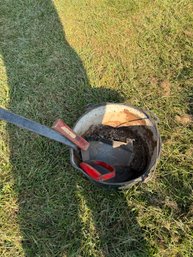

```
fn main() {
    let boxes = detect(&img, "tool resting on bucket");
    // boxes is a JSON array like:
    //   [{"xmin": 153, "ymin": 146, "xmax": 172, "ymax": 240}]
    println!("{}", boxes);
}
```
[
  {"xmin": 52, "ymin": 119, "xmax": 134, "ymax": 167},
  {"xmin": 0, "ymin": 107, "xmax": 115, "ymax": 181}
]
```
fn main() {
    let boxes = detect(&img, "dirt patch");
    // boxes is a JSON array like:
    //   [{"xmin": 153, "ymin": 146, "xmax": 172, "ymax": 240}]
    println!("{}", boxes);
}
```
[
  {"xmin": 175, "ymin": 114, "xmax": 193, "ymax": 125},
  {"xmin": 150, "ymin": 77, "xmax": 158, "ymax": 86},
  {"xmin": 161, "ymin": 80, "xmax": 171, "ymax": 97},
  {"xmin": 82, "ymin": 124, "xmax": 150, "ymax": 182}
]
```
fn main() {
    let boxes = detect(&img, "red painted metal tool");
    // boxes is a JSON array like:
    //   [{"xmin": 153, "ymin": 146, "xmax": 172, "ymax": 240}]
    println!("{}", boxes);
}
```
[
  {"xmin": 0, "ymin": 108, "xmax": 115, "ymax": 182},
  {"xmin": 52, "ymin": 119, "xmax": 133, "ymax": 167},
  {"xmin": 52, "ymin": 119, "xmax": 116, "ymax": 180},
  {"xmin": 52, "ymin": 119, "xmax": 89, "ymax": 151}
]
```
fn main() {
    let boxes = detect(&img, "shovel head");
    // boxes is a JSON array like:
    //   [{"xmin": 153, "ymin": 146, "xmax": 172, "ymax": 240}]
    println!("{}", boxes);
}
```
[{"xmin": 81, "ymin": 140, "xmax": 134, "ymax": 167}]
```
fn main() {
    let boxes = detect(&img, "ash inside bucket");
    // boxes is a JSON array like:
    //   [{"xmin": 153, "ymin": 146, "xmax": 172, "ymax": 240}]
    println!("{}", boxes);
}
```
[{"xmin": 82, "ymin": 124, "xmax": 150, "ymax": 183}]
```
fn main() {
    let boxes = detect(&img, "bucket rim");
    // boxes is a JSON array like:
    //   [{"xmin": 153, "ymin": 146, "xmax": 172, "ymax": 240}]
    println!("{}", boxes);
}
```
[{"xmin": 70, "ymin": 102, "xmax": 161, "ymax": 188}]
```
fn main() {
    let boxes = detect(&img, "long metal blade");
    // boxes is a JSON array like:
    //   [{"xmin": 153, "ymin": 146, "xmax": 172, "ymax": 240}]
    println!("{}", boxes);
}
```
[{"xmin": 0, "ymin": 108, "xmax": 76, "ymax": 150}]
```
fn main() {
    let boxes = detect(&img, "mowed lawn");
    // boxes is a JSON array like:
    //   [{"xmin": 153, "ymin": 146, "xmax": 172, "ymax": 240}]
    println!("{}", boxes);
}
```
[{"xmin": 0, "ymin": 0, "xmax": 193, "ymax": 256}]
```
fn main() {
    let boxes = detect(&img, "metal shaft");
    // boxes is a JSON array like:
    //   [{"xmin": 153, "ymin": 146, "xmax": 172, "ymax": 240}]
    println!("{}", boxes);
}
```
[{"xmin": 0, "ymin": 108, "xmax": 77, "ymax": 150}]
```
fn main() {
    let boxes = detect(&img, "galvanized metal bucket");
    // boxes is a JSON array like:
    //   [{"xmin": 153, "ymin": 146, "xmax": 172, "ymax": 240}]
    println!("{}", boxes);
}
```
[{"xmin": 70, "ymin": 103, "xmax": 161, "ymax": 189}]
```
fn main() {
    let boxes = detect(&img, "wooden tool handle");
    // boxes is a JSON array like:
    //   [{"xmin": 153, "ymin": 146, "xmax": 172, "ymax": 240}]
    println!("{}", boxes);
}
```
[{"xmin": 52, "ymin": 119, "xmax": 89, "ymax": 151}]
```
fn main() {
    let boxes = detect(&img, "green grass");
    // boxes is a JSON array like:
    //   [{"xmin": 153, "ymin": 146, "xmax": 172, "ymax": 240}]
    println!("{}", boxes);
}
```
[{"xmin": 0, "ymin": 0, "xmax": 193, "ymax": 256}]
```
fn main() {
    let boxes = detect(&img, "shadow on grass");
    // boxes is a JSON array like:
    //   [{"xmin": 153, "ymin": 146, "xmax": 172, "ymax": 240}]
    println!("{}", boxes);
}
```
[{"xmin": 1, "ymin": 0, "xmax": 151, "ymax": 256}]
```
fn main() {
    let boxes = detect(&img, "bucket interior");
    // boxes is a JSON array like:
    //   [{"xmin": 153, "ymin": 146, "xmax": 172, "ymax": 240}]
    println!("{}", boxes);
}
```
[{"xmin": 71, "ymin": 104, "xmax": 159, "ymax": 184}]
